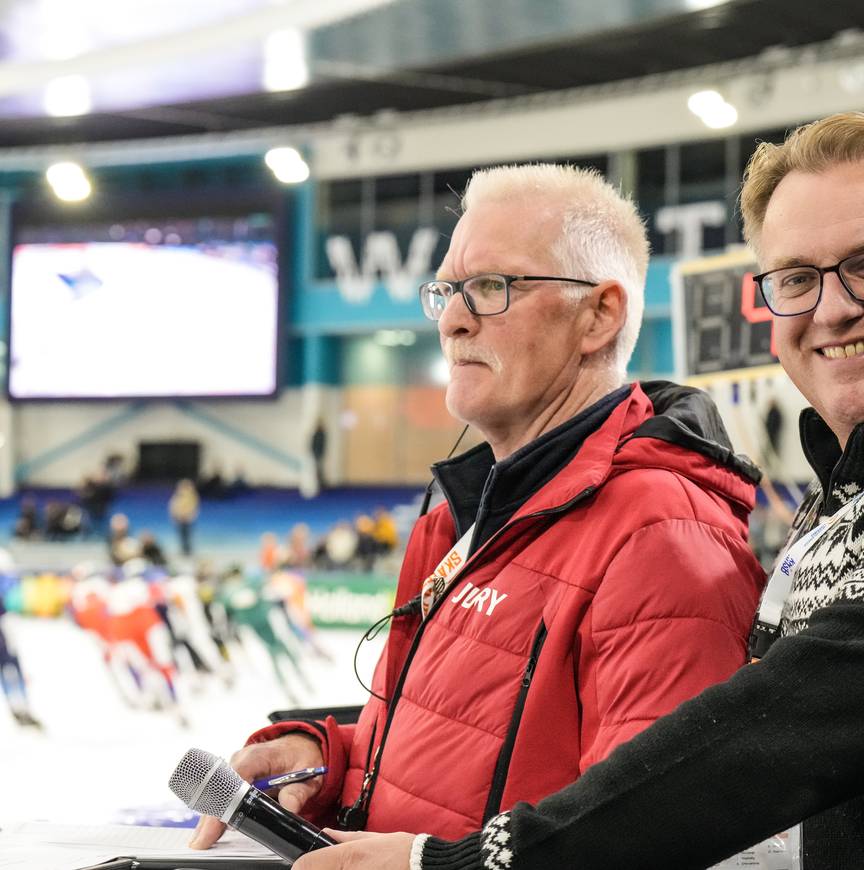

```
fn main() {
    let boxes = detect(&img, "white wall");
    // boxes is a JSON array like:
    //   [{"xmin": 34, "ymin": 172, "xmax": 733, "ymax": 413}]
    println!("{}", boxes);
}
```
[
  {"xmin": 8, "ymin": 386, "xmax": 344, "ymax": 490},
  {"xmin": 698, "ymin": 368, "xmax": 813, "ymax": 485},
  {"xmin": 2, "ymin": 374, "xmax": 820, "ymax": 498}
]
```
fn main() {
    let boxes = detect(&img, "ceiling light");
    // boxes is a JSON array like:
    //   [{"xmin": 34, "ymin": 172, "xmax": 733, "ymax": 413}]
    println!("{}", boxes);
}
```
[
  {"xmin": 265, "ymin": 147, "xmax": 310, "ymax": 184},
  {"xmin": 687, "ymin": 89, "xmax": 724, "ymax": 115},
  {"xmin": 262, "ymin": 28, "xmax": 309, "ymax": 92},
  {"xmin": 687, "ymin": 89, "xmax": 738, "ymax": 129},
  {"xmin": 43, "ymin": 75, "xmax": 92, "ymax": 117},
  {"xmin": 701, "ymin": 101, "xmax": 737, "ymax": 129},
  {"xmin": 46, "ymin": 162, "xmax": 92, "ymax": 202},
  {"xmin": 40, "ymin": 31, "xmax": 89, "ymax": 61}
]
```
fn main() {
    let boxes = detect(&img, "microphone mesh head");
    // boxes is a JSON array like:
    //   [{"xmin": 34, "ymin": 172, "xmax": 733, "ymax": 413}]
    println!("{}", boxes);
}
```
[{"xmin": 169, "ymin": 747, "xmax": 245, "ymax": 819}]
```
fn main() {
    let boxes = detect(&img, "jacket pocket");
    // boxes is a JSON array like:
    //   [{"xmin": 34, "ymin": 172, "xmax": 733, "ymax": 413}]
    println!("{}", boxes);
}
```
[{"xmin": 483, "ymin": 619, "xmax": 548, "ymax": 823}]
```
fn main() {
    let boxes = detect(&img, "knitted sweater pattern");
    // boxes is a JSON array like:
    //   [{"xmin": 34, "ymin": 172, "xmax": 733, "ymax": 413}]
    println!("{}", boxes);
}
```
[{"xmin": 780, "ymin": 479, "xmax": 864, "ymax": 636}]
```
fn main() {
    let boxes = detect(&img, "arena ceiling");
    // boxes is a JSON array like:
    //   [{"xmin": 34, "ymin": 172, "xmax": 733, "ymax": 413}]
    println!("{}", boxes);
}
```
[{"xmin": 0, "ymin": 0, "xmax": 862, "ymax": 148}]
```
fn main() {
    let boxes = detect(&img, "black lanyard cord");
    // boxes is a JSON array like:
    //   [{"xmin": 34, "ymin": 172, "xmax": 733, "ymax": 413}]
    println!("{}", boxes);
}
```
[
  {"xmin": 352, "ymin": 612, "xmax": 392, "ymax": 703},
  {"xmin": 418, "ymin": 425, "xmax": 470, "ymax": 518}
]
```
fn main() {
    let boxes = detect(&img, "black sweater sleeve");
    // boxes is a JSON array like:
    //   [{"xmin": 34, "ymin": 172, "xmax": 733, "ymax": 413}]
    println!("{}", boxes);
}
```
[{"xmin": 422, "ymin": 601, "xmax": 864, "ymax": 869}]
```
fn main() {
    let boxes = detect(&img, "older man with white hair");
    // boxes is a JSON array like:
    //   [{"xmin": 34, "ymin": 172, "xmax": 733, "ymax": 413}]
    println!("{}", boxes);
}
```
[{"xmin": 192, "ymin": 163, "xmax": 764, "ymax": 852}]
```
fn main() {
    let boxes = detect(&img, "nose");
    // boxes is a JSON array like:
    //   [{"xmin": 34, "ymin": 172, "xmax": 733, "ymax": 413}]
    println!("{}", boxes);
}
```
[
  {"xmin": 437, "ymin": 290, "xmax": 480, "ymax": 340},
  {"xmin": 812, "ymin": 271, "xmax": 864, "ymax": 328}
]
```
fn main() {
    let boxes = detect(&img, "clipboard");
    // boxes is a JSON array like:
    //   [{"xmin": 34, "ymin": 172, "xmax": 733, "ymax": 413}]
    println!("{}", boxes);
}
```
[
  {"xmin": 0, "ymin": 821, "xmax": 289, "ymax": 870},
  {"xmin": 75, "ymin": 859, "xmax": 290, "ymax": 870}
]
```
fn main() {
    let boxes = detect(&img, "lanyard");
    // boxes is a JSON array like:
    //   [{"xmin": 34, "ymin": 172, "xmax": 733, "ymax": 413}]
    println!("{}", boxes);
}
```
[
  {"xmin": 420, "ymin": 523, "xmax": 476, "ymax": 620},
  {"xmin": 340, "ymin": 522, "xmax": 478, "ymax": 830},
  {"xmin": 750, "ymin": 490, "xmax": 864, "ymax": 659}
]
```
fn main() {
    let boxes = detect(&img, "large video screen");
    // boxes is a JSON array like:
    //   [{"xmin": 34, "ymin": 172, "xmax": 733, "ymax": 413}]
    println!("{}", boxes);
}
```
[{"xmin": 7, "ymin": 215, "xmax": 280, "ymax": 400}]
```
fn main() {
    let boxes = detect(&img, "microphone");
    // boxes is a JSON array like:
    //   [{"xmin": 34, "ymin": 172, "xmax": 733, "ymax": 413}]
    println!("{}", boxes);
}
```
[{"xmin": 169, "ymin": 747, "xmax": 336, "ymax": 860}]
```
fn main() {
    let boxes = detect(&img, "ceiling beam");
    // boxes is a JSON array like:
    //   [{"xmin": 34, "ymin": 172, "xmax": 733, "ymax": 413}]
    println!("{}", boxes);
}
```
[{"xmin": 0, "ymin": 36, "xmax": 860, "ymax": 177}]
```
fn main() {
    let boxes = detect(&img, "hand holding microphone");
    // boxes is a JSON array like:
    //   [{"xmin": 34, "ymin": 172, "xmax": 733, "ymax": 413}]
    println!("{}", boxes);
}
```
[
  {"xmin": 170, "ymin": 746, "xmax": 336, "ymax": 860},
  {"xmin": 188, "ymin": 733, "xmax": 325, "ymax": 850}
]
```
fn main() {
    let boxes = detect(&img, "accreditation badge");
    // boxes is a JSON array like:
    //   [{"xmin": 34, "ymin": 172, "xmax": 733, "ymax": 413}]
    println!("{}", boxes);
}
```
[
  {"xmin": 710, "ymin": 825, "xmax": 800, "ymax": 870},
  {"xmin": 419, "ymin": 523, "xmax": 475, "ymax": 620}
]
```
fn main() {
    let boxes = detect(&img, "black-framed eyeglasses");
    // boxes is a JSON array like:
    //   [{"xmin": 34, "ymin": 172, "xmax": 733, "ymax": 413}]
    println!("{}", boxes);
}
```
[
  {"xmin": 418, "ymin": 273, "xmax": 597, "ymax": 321},
  {"xmin": 754, "ymin": 251, "xmax": 864, "ymax": 316}
]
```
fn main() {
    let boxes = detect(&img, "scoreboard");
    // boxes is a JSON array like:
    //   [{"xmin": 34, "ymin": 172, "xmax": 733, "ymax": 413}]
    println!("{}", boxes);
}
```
[{"xmin": 673, "ymin": 249, "xmax": 778, "ymax": 380}]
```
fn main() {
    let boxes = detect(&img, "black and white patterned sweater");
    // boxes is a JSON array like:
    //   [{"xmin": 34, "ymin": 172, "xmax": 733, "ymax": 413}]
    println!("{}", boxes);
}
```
[
  {"xmin": 417, "ymin": 411, "xmax": 864, "ymax": 870},
  {"xmin": 780, "ymin": 410, "xmax": 864, "ymax": 637}
]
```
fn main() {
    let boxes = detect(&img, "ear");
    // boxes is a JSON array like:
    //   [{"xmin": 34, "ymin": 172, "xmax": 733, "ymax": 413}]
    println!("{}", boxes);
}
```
[{"xmin": 577, "ymin": 280, "xmax": 627, "ymax": 356}]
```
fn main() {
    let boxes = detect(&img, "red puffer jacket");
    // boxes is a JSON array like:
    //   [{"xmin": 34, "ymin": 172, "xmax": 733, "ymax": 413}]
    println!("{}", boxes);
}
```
[{"xmin": 250, "ymin": 383, "xmax": 765, "ymax": 838}]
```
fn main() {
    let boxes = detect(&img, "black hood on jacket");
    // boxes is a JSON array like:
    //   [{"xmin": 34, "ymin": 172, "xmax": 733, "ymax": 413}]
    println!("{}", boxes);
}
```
[
  {"xmin": 429, "ymin": 381, "xmax": 760, "ymax": 549},
  {"xmin": 634, "ymin": 380, "xmax": 762, "ymax": 485},
  {"xmin": 431, "ymin": 386, "xmax": 629, "ymax": 546}
]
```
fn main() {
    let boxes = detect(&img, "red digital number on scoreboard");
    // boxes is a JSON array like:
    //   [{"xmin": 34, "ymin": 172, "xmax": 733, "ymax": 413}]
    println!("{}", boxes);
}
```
[{"xmin": 740, "ymin": 271, "xmax": 777, "ymax": 357}]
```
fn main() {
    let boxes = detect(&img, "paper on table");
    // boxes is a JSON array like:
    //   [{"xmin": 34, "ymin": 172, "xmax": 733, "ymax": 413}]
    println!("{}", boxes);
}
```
[{"xmin": 0, "ymin": 821, "xmax": 285, "ymax": 869}]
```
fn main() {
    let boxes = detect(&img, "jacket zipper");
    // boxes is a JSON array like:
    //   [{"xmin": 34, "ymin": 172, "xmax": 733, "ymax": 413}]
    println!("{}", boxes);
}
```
[
  {"xmin": 341, "ymin": 485, "xmax": 597, "ymax": 829},
  {"xmin": 483, "ymin": 620, "xmax": 548, "ymax": 823}
]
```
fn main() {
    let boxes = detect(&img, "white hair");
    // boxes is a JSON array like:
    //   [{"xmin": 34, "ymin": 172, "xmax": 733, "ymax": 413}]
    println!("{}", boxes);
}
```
[{"xmin": 462, "ymin": 163, "xmax": 649, "ymax": 380}]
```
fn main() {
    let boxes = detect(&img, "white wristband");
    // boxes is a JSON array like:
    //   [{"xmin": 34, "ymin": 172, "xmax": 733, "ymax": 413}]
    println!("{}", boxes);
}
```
[{"xmin": 410, "ymin": 833, "xmax": 431, "ymax": 870}]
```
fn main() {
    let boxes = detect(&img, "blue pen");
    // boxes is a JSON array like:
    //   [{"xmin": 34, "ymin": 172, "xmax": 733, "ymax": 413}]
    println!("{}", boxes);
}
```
[{"xmin": 252, "ymin": 765, "xmax": 328, "ymax": 791}]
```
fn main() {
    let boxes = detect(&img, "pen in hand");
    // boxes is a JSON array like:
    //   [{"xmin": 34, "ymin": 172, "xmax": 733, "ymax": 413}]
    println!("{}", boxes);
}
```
[{"xmin": 252, "ymin": 765, "xmax": 328, "ymax": 791}]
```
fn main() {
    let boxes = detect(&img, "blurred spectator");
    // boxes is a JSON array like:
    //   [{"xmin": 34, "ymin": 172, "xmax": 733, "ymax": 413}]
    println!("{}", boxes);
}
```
[
  {"xmin": 310, "ymin": 418, "xmax": 328, "ymax": 493},
  {"xmin": 63, "ymin": 504, "xmax": 84, "ymax": 538},
  {"xmin": 199, "ymin": 466, "xmax": 228, "ymax": 500},
  {"xmin": 372, "ymin": 507, "xmax": 398, "ymax": 554},
  {"xmin": 103, "ymin": 452, "xmax": 128, "ymax": 487},
  {"xmin": 259, "ymin": 532, "xmax": 283, "ymax": 572},
  {"xmin": 108, "ymin": 513, "xmax": 141, "ymax": 566},
  {"xmin": 759, "ymin": 398, "xmax": 786, "ymax": 480},
  {"xmin": 78, "ymin": 471, "xmax": 115, "ymax": 538},
  {"xmin": 140, "ymin": 531, "xmax": 168, "ymax": 567},
  {"xmin": 764, "ymin": 399, "xmax": 784, "ymax": 457},
  {"xmin": 227, "ymin": 466, "xmax": 249, "ymax": 498},
  {"xmin": 169, "ymin": 479, "xmax": 200, "ymax": 557},
  {"xmin": 354, "ymin": 515, "xmax": 378, "ymax": 571},
  {"xmin": 319, "ymin": 521, "xmax": 357, "ymax": 569},
  {"xmin": 13, "ymin": 496, "xmax": 39, "ymax": 540},
  {"xmin": 44, "ymin": 500, "xmax": 83, "ymax": 541},
  {"xmin": 43, "ymin": 501, "xmax": 64, "ymax": 540},
  {"xmin": 282, "ymin": 523, "xmax": 311, "ymax": 569}
]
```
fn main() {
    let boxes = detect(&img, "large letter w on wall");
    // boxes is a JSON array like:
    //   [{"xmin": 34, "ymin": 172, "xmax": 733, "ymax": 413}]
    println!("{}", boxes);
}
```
[{"xmin": 325, "ymin": 228, "xmax": 439, "ymax": 304}]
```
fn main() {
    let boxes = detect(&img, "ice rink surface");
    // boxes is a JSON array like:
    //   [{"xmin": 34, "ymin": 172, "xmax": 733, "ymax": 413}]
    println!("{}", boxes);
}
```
[{"xmin": 0, "ymin": 615, "xmax": 384, "ymax": 829}]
